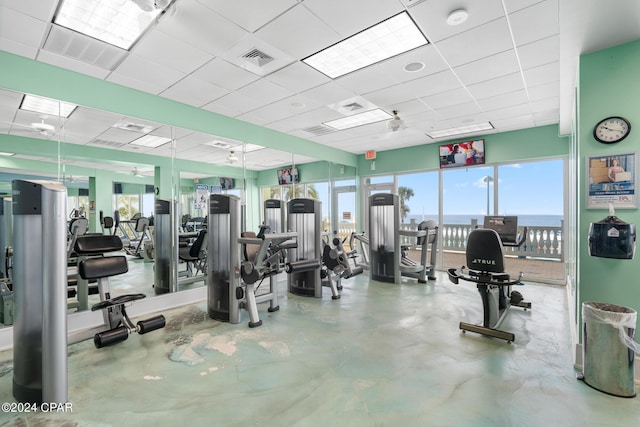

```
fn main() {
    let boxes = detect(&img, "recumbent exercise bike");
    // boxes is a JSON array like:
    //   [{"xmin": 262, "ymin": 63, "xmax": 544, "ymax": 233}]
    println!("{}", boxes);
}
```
[{"xmin": 447, "ymin": 216, "xmax": 531, "ymax": 343}]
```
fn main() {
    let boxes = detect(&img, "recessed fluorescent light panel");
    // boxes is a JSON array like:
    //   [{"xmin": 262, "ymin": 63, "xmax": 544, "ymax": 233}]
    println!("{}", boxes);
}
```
[
  {"xmin": 324, "ymin": 109, "xmax": 392, "ymax": 130},
  {"xmin": 20, "ymin": 95, "xmax": 77, "ymax": 118},
  {"xmin": 0, "ymin": 152, "xmax": 15, "ymax": 156},
  {"xmin": 427, "ymin": 122, "xmax": 494, "ymax": 139},
  {"xmin": 53, "ymin": 0, "xmax": 170, "ymax": 50},
  {"xmin": 303, "ymin": 12, "xmax": 428, "ymax": 79},
  {"xmin": 130, "ymin": 135, "xmax": 171, "ymax": 148}
]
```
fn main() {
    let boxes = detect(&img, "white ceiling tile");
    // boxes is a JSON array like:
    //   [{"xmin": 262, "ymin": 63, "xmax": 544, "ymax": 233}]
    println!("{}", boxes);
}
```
[
  {"xmin": 255, "ymin": 4, "xmax": 340, "ymax": 59},
  {"xmin": 421, "ymin": 87, "xmax": 475, "ymax": 110},
  {"xmin": 156, "ymin": 0, "xmax": 248, "ymax": 56},
  {"xmin": 197, "ymin": 0, "xmax": 297, "ymax": 32},
  {"xmin": 409, "ymin": 0, "xmax": 505, "ymax": 43},
  {"xmin": 453, "ymin": 49, "xmax": 520, "ymax": 86},
  {"xmin": 467, "ymin": 72, "xmax": 525, "ymax": 100},
  {"xmin": 0, "ymin": 0, "xmax": 56, "ymax": 21},
  {"xmin": 244, "ymin": 94, "xmax": 324, "ymax": 125},
  {"xmin": 192, "ymin": 58, "xmax": 260, "ymax": 91},
  {"xmin": 509, "ymin": 0, "xmax": 559, "ymax": 46},
  {"xmin": 517, "ymin": 35, "xmax": 559, "ymax": 69},
  {"xmin": 491, "ymin": 114, "xmax": 536, "ymax": 130},
  {"xmin": 304, "ymin": 0, "xmax": 403, "ymax": 37},
  {"xmin": 484, "ymin": 103, "xmax": 532, "ymax": 120},
  {"xmin": 36, "ymin": 50, "xmax": 112, "ymax": 79},
  {"xmin": 266, "ymin": 62, "xmax": 331, "ymax": 93},
  {"xmin": 268, "ymin": 107, "xmax": 342, "ymax": 133},
  {"xmin": 237, "ymin": 79, "xmax": 294, "ymax": 106},
  {"xmin": 0, "ymin": 37, "xmax": 38, "ymax": 59},
  {"xmin": 530, "ymin": 96, "xmax": 559, "ymax": 113},
  {"xmin": 478, "ymin": 89, "xmax": 530, "ymax": 111},
  {"xmin": 0, "ymin": 6, "xmax": 48, "ymax": 49},
  {"xmin": 434, "ymin": 18, "xmax": 514, "ymax": 67},
  {"xmin": 106, "ymin": 72, "xmax": 162, "ymax": 95},
  {"xmin": 202, "ymin": 91, "xmax": 266, "ymax": 117},
  {"xmin": 300, "ymin": 82, "xmax": 357, "ymax": 107},
  {"xmin": 161, "ymin": 75, "xmax": 230, "ymax": 107},
  {"xmin": 523, "ymin": 61, "xmax": 559, "ymax": 87},
  {"xmin": 504, "ymin": 0, "xmax": 546, "ymax": 13},
  {"xmin": 110, "ymin": 54, "xmax": 186, "ymax": 94},
  {"xmin": 528, "ymin": 81, "xmax": 559, "ymax": 101},
  {"xmin": 435, "ymin": 102, "xmax": 484, "ymax": 120},
  {"xmin": 402, "ymin": 70, "xmax": 466, "ymax": 98},
  {"xmin": 133, "ymin": 29, "xmax": 213, "ymax": 74}
]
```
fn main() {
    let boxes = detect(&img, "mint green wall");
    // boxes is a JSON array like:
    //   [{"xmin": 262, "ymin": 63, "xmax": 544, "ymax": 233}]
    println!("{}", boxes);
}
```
[
  {"xmin": 357, "ymin": 124, "xmax": 569, "ymax": 175},
  {"xmin": 577, "ymin": 39, "xmax": 640, "ymax": 322}
]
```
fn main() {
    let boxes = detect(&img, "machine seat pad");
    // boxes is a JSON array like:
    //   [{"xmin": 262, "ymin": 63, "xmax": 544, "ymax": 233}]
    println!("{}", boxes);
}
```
[
  {"xmin": 79, "ymin": 256, "xmax": 128, "ymax": 280},
  {"xmin": 75, "ymin": 234, "xmax": 123, "ymax": 255},
  {"xmin": 91, "ymin": 293, "xmax": 146, "ymax": 311}
]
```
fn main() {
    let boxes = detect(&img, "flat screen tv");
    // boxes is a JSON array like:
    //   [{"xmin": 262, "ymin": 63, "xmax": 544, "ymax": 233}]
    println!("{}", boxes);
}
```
[
  {"xmin": 439, "ymin": 139, "xmax": 485, "ymax": 169},
  {"xmin": 277, "ymin": 167, "xmax": 300, "ymax": 185},
  {"xmin": 220, "ymin": 177, "xmax": 235, "ymax": 190}
]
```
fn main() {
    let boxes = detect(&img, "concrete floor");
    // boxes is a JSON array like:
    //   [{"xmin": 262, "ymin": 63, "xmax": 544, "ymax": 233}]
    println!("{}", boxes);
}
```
[{"xmin": 0, "ymin": 268, "xmax": 638, "ymax": 426}]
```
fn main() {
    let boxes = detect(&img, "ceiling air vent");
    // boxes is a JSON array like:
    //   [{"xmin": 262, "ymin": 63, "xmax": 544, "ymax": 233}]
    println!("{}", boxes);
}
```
[
  {"xmin": 302, "ymin": 125, "xmax": 336, "ymax": 137},
  {"xmin": 88, "ymin": 139, "xmax": 126, "ymax": 148},
  {"xmin": 241, "ymin": 48, "xmax": 275, "ymax": 68},
  {"xmin": 343, "ymin": 102, "xmax": 364, "ymax": 111}
]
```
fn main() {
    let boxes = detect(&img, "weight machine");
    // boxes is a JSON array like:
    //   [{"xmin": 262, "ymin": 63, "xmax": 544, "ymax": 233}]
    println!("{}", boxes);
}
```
[{"xmin": 447, "ymin": 216, "xmax": 531, "ymax": 343}]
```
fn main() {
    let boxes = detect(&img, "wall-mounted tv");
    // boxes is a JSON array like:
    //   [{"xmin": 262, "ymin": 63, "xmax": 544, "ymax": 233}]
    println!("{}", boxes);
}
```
[
  {"xmin": 220, "ymin": 177, "xmax": 235, "ymax": 190},
  {"xmin": 277, "ymin": 167, "xmax": 300, "ymax": 185},
  {"xmin": 439, "ymin": 139, "xmax": 485, "ymax": 169}
]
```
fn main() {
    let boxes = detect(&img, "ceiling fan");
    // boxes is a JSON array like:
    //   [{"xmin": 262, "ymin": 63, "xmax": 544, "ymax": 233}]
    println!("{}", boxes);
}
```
[
  {"xmin": 131, "ymin": 167, "xmax": 144, "ymax": 177},
  {"xmin": 0, "ymin": 115, "xmax": 56, "ymax": 136},
  {"xmin": 227, "ymin": 150, "xmax": 239, "ymax": 165},
  {"xmin": 387, "ymin": 110, "xmax": 405, "ymax": 132}
]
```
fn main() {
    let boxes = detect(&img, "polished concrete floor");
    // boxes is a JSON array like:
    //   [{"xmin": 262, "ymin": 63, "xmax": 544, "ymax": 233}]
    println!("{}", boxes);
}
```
[{"xmin": 1, "ymin": 267, "xmax": 639, "ymax": 426}]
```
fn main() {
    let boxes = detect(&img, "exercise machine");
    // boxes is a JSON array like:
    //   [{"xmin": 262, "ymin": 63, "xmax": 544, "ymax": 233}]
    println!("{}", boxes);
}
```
[
  {"xmin": 74, "ymin": 234, "xmax": 166, "ymax": 348},
  {"xmin": 208, "ymin": 194, "xmax": 292, "ymax": 327},
  {"xmin": 264, "ymin": 199, "xmax": 286, "ymax": 233},
  {"xmin": 12, "ymin": 180, "xmax": 67, "ymax": 404},
  {"xmin": 122, "ymin": 215, "xmax": 151, "ymax": 258},
  {"xmin": 369, "ymin": 193, "xmax": 437, "ymax": 284},
  {"xmin": 321, "ymin": 234, "xmax": 364, "ymax": 293},
  {"xmin": 447, "ymin": 216, "xmax": 531, "ymax": 343},
  {"xmin": 400, "ymin": 220, "xmax": 438, "ymax": 282},
  {"xmin": 369, "ymin": 193, "xmax": 400, "ymax": 283},
  {"xmin": 287, "ymin": 198, "xmax": 339, "ymax": 299},
  {"xmin": 238, "ymin": 228, "xmax": 298, "ymax": 327},
  {"xmin": 348, "ymin": 231, "xmax": 369, "ymax": 271}
]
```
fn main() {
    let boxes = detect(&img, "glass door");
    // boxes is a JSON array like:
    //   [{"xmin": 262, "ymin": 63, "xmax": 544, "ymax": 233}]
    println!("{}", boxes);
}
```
[{"xmin": 331, "ymin": 180, "xmax": 356, "ymax": 242}]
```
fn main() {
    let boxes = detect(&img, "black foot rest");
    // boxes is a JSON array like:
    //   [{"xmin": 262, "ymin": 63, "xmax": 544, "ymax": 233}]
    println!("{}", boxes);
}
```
[
  {"xmin": 91, "ymin": 292, "xmax": 166, "ymax": 349},
  {"xmin": 91, "ymin": 293, "xmax": 146, "ymax": 311}
]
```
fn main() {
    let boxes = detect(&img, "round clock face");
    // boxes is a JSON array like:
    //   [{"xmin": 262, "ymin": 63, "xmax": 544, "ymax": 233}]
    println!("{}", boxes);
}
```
[{"xmin": 593, "ymin": 116, "xmax": 631, "ymax": 144}]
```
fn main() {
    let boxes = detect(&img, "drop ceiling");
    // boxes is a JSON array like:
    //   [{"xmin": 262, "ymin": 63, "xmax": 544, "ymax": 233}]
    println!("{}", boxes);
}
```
[{"xmin": 0, "ymin": 0, "xmax": 639, "ymax": 178}]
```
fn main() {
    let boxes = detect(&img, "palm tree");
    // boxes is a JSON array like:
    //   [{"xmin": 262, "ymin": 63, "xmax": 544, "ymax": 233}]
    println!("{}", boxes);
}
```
[{"xmin": 398, "ymin": 186, "xmax": 414, "ymax": 221}]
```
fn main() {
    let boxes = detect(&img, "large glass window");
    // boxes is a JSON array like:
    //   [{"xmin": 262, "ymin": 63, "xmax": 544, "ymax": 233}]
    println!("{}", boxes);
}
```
[{"xmin": 498, "ymin": 159, "xmax": 564, "ymax": 282}]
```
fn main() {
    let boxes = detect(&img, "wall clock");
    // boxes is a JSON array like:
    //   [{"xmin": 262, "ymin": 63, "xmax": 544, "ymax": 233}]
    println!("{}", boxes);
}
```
[{"xmin": 593, "ymin": 116, "xmax": 631, "ymax": 144}]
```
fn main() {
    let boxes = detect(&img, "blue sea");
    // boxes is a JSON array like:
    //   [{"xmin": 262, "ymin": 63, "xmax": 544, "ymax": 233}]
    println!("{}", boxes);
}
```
[{"xmin": 407, "ymin": 214, "xmax": 564, "ymax": 227}]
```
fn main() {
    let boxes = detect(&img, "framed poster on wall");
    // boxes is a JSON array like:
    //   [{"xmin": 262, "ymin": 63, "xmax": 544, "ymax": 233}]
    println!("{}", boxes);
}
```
[{"xmin": 586, "ymin": 152, "xmax": 637, "ymax": 209}]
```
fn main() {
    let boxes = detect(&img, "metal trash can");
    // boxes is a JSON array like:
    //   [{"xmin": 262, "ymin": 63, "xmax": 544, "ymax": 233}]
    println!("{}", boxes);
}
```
[{"xmin": 581, "ymin": 302, "xmax": 638, "ymax": 397}]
